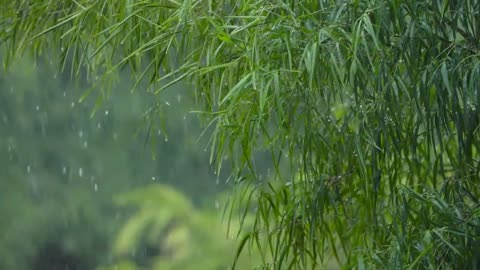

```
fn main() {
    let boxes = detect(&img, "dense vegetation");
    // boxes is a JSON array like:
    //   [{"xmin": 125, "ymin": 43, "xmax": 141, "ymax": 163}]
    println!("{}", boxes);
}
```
[{"xmin": 2, "ymin": 0, "xmax": 480, "ymax": 269}]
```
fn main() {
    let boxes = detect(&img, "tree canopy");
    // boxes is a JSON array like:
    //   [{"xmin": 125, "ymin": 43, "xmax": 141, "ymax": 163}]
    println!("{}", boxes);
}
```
[{"xmin": 2, "ymin": 0, "xmax": 479, "ymax": 269}]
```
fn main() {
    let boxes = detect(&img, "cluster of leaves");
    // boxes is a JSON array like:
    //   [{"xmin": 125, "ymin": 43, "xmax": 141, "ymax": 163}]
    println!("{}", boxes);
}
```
[
  {"xmin": 367, "ymin": 182, "xmax": 480, "ymax": 269},
  {"xmin": 2, "ymin": 0, "xmax": 480, "ymax": 269}
]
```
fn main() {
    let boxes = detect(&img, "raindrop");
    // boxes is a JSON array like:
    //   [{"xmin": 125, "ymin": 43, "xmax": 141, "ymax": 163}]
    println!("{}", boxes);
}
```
[
  {"xmin": 183, "ymin": 116, "xmax": 187, "ymax": 120},
  {"xmin": 94, "ymin": 183, "xmax": 98, "ymax": 192},
  {"xmin": 203, "ymin": 148, "xmax": 207, "ymax": 152},
  {"xmin": 215, "ymin": 200, "xmax": 220, "ymax": 209},
  {"xmin": 79, "ymin": 130, "xmax": 84, "ymax": 138},
  {"xmin": 71, "ymin": 102, "xmax": 75, "ymax": 108},
  {"xmin": 105, "ymin": 110, "xmax": 109, "ymax": 115},
  {"xmin": 79, "ymin": 168, "xmax": 83, "ymax": 177},
  {"xmin": 164, "ymin": 137, "xmax": 168, "ymax": 142},
  {"xmin": 97, "ymin": 122, "xmax": 102, "ymax": 129},
  {"xmin": 152, "ymin": 176, "xmax": 156, "ymax": 181},
  {"xmin": 61, "ymin": 47, "xmax": 65, "ymax": 52},
  {"xmin": 120, "ymin": 41, "xmax": 124, "ymax": 45},
  {"xmin": 165, "ymin": 101, "xmax": 170, "ymax": 106},
  {"xmin": 63, "ymin": 91, "xmax": 67, "ymax": 97},
  {"xmin": 53, "ymin": 73, "xmax": 57, "ymax": 79},
  {"xmin": 157, "ymin": 130, "xmax": 161, "ymax": 136},
  {"xmin": 27, "ymin": 165, "xmax": 31, "ymax": 173},
  {"xmin": 35, "ymin": 105, "xmax": 40, "ymax": 111},
  {"xmin": 83, "ymin": 141, "xmax": 88, "ymax": 148}
]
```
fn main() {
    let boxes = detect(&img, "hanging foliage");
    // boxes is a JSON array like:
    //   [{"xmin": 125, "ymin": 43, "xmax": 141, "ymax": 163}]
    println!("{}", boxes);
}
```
[{"xmin": 2, "ymin": 0, "xmax": 479, "ymax": 268}]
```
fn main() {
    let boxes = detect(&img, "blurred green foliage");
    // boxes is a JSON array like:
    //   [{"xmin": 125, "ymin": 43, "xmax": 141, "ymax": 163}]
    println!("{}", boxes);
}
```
[
  {"xmin": 98, "ymin": 184, "xmax": 258, "ymax": 270},
  {"xmin": 0, "ymin": 55, "xmax": 245, "ymax": 269}
]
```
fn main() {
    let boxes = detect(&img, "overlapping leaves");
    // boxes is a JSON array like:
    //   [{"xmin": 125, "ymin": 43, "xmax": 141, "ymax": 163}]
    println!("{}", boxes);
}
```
[{"xmin": 1, "ymin": 0, "xmax": 479, "ymax": 268}]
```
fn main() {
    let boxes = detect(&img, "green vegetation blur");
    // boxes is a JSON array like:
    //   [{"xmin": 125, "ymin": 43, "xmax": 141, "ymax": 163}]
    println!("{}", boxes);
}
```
[{"xmin": 0, "ymin": 55, "xmax": 257, "ymax": 269}]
